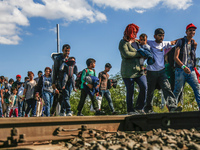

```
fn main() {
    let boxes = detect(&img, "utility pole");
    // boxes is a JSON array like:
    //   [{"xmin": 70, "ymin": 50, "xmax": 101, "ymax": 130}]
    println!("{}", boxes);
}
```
[{"xmin": 57, "ymin": 24, "xmax": 60, "ymax": 53}]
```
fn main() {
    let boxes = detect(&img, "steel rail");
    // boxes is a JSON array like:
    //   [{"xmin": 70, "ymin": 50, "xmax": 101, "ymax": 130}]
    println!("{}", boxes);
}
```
[
  {"xmin": 1, "ymin": 111, "xmax": 200, "ymax": 148},
  {"xmin": 0, "ymin": 115, "xmax": 126, "ymax": 147}
]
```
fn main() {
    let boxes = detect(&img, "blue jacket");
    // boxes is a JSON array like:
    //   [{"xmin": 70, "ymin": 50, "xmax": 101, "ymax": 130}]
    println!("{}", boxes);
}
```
[
  {"xmin": 83, "ymin": 76, "xmax": 99, "ymax": 96},
  {"xmin": 138, "ymin": 44, "xmax": 155, "ymax": 65}
]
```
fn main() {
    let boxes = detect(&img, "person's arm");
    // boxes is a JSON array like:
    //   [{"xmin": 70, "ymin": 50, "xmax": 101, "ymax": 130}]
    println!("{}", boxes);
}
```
[
  {"xmin": 71, "ymin": 76, "xmax": 77, "ymax": 92},
  {"xmin": 194, "ymin": 41, "xmax": 197, "ymax": 50},
  {"xmin": 22, "ymin": 82, "xmax": 27, "ymax": 101},
  {"xmin": 1, "ymin": 89, "xmax": 3, "ymax": 104},
  {"xmin": 174, "ymin": 47, "xmax": 191, "ymax": 74},
  {"xmin": 36, "ymin": 77, "xmax": 43, "ymax": 96},
  {"xmin": 171, "ymin": 38, "xmax": 182, "ymax": 45},
  {"xmin": 98, "ymin": 72, "xmax": 102, "ymax": 87},
  {"xmin": 119, "ymin": 40, "xmax": 141, "ymax": 58},
  {"xmin": 52, "ymin": 57, "xmax": 59, "ymax": 87},
  {"xmin": 8, "ymin": 95, "xmax": 13, "ymax": 107},
  {"xmin": 74, "ymin": 65, "xmax": 78, "ymax": 76}
]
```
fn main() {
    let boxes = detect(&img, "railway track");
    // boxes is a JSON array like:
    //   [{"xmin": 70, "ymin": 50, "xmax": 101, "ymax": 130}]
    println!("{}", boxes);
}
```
[{"xmin": 0, "ymin": 111, "xmax": 200, "ymax": 148}]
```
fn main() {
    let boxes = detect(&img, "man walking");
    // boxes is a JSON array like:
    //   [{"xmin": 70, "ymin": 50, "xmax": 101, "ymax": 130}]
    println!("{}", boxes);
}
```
[
  {"xmin": 173, "ymin": 23, "xmax": 200, "ymax": 109},
  {"xmin": 144, "ymin": 28, "xmax": 182, "ymax": 113},
  {"xmin": 52, "ymin": 44, "xmax": 76, "ymax": 116}
]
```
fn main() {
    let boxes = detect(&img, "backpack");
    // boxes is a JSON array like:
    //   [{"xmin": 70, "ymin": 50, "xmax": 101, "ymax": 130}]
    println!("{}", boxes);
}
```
[
  {"xmin": 107, "ymin": 79, "xmax": 118, "ymax": 89},
  {"xmin": 167, "ymin": 38, "xmax": 185, "ymax": 68},
  {"xmin": 75, "ymin": 69, "xmax": 95, "ymax": 89}
]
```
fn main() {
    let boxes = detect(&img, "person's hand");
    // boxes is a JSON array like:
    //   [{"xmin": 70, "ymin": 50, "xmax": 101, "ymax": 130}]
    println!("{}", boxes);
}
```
[
  {"xmin": 1, "ymin": 99, "xmax": 4, "ymax": 104},
  {"xmin": 17, "ymin": 84, "xmax": 21, "ymax": 89},
  {"xmin": 87, "ymin": 84, "xmax": 93, "ymax": 89},
  {"xmin": 22, "ymin": 97, "xmax": 25, "ymax": 101},
  {"xmin": 62, "ymin": 86, "xmax": 65, "ymax": 89},
  {"xmin": 52, "ymin": 84, "xmax": 56, "ymax": 89},
  {"xmin": 73, "ymin": 88, "xmax": 77, "ymax": 92},
  {"xmin": 55, "ymin": 89, "xmax": 59, "ymax": 94},
  {"xmin": 35, "ymin": 92, "xmax": 39, "ymax": 97},
  {"xmin": 184, "ymin": 67, "xmax": 191, "ymax": 74}
]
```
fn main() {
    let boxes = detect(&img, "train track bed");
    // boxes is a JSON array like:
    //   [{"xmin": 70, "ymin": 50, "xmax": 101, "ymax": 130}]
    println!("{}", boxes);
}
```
[
  {"xmin": 2, "ymin": 127, "xmax": 200, "ymax": 150},
  {"xmin": 0, "ymin": 111, "xmax": 200, "ymax": 149}
]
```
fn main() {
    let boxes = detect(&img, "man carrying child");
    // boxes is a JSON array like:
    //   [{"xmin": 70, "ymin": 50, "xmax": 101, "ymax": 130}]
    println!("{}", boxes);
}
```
[
  {"xmin": 143, "ymin": 28, "xmax": 182, "ymax": 113},
  {"xmin": 52, "ymin": 44, "xmax": 77, "ymax": 116}
]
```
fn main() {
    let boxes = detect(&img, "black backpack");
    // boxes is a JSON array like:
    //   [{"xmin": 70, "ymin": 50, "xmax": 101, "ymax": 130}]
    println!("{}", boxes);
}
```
[
  {"xmin": 167, "ymin": 38, "xmax": 185, "ymax": 68},
  {"xmin": 107, "ymin": 79, "xmax": 118, "ymax": 89}
]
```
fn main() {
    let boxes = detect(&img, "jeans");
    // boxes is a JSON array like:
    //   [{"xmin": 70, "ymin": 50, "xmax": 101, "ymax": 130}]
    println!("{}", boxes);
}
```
[
  {"xmin": 18, "ymin": 100, "xmax": 23, "ymax": 117},
  {"xmin": 123, "ymin": 75, "xmax": 147, "ymax": 112},
  {"xmin": 22, "ymin": 100, "xmax": 27, "ymax": 117},
  {"xmin": 165, "ymin": 63, "xmax": 183, "ymax": 105},
  {"xmin": 43, "ymin": 91, "xmax": 54, "ymax": 117},
  {"xmin": 0, "ymin": 98, "xmax": 2, "ymax": 117},
  {"xmin": 25, "ymin": 98, "xmax": 37, "ymax": 117},
  {"xmin": 100, "ymin": 90, "xmax": 115, "ymax": 112},
  {"xmin": 60, "ymin": 81, "xmax": 72, "ymax": 114},
  {"xmin": 173, "ymin": 67, "xmax": 200, "ymax": 108},
  {"xmin": 144, "ymin": 69, "xmax": 177, "ymax": 112}
]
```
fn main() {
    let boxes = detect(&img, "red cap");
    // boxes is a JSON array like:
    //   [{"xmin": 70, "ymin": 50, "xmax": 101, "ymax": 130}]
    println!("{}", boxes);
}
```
[
  {"xmin": 186, "ymin": 23, "xmax": 197, "ymax": 31},
  {"xmin": 16, "ymin": 74, "xmax": 21, "ymax": 78}
]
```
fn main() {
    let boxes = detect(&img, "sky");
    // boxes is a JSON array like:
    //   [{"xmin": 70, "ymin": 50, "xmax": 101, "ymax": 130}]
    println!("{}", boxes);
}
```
[{"xmin": 0, "ymin": 0, "xmax": 200, "ymax": 81}]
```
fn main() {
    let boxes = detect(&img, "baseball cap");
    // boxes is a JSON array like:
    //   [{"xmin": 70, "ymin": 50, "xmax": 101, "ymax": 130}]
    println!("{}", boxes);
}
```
[
  {"xmin": 186, "ymin": 23, "xmax": 197, "ymax": 31},
  {"xmin": 16, "ymin": 74, "xmax": 21, "ymax": 78}
]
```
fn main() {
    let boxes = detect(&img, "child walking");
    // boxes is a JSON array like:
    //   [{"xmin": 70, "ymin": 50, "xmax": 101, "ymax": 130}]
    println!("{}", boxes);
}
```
[
  {"xmin": 9, "ymin": 87, "xmax": 19, "ymax": 117},
  {"xmin": 77, "ymin": 58, "xmax": 103, "ymax": 116}
]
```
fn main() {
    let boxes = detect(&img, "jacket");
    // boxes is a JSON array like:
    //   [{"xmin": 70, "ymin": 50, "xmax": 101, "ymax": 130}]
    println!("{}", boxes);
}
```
[
  {"xmin": 52, "ymin": 54, "xmax": 65, "ymax": 84},
  {"xmin": 175, "ymin": 36, "xmax": 196, "ymax": 68},
  {"xmin": 118, "ymin": 39, "xmax": 143, "ymax": 78},
  {"xmin": 9, "ymin": 94, "xmax": 19, "ymax": 108}
]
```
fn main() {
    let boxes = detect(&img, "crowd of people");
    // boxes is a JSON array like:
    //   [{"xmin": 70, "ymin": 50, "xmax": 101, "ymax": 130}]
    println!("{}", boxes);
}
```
[{"xmin": 0, "ymin": 22, "xmax": 199, "ymax": 118}]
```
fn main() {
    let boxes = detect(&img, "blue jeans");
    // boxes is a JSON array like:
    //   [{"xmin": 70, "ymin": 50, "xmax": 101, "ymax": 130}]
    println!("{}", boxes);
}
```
[
  {"xmin": 173, "ymin": 67, "xmax": 200, "ymax": 108},
  {"xmin": 100, "ymin": 90, "xmax": 115, "ymax": 112},
  {"xmin": 25, "ymin": 98, "xmax": 37, "ymax": 117},
  {"xmin": 43, "ymin": 91, "xmax": 54, "ymax": 117},
  {"xmin": 0, "ymin": 98, "xmax": 2, "ymax": 117},
  {"xmin": 60, "ymin": 81, "xmax": 72, "ymax": 114},
  {"xmin": 18, "ymin": 100, "xmax": 23, "ymax": 117},
  {"xmin": 123, "ymin": 75, "xmax": 147, "ymax": 112}
]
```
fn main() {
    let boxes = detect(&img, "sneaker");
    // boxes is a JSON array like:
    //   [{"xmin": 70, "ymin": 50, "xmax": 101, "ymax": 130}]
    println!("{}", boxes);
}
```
[
  {"xmin": 77, "ymin": 112, "xmax": 84, "ymax": 116},
  {"xmin": 169, "ymin": 106, "xmax": 182, "ymax": 112},
  {"xmin": 127, "ymin": 111, "xmax": 139, "ymax": 115},
  {"xmin": 135, "ymin": 109, "xmax": 146, "ymax": 114},
  {"xmin": 112, "ymin": 111, "xmax": 119, "ymax": 115},
  {"xmin": 66, "ymin": 112, "xmax": 72, "ymax": 116},
  {"xmin": 95, "ymin": 110, "xmax": 105, "ymax": 115},
  {"xmin": 59, "ymin": 113, "xmax": 65, "ymax": 116},
  {"xmin": 144, "ymin": 109, "xmax": 156, "ymax": 114}
]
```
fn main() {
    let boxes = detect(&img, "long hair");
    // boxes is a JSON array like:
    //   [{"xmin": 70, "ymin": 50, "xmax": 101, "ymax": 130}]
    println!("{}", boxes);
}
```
[{"xmin": 123, "ymin": 23, "xmax": 139, "ymax": 41}]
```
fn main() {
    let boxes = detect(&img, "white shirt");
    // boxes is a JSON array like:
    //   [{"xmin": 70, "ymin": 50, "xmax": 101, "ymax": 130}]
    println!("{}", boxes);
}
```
[{"xmin": 146, "ymin": 40, "xmax": 171, "ymax": 71}]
